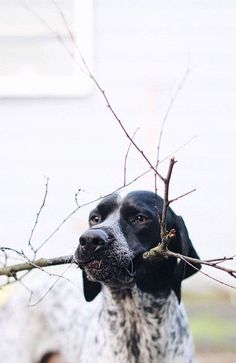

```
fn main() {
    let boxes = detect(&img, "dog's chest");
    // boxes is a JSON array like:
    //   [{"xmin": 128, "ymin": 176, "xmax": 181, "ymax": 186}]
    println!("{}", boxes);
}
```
[{"xmin": 81, "ymin": 290, "xmax": 193, "ymax": 363}]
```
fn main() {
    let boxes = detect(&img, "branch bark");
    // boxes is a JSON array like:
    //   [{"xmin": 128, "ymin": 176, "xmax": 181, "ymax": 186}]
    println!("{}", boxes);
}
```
[{"xmin": 0, "ymin": 255, "xmax": 73, "ymax": 278}]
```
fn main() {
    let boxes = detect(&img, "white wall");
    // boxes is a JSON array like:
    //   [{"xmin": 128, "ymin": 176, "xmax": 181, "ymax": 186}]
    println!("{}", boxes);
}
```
[{"xmin": 0, "ymin": 0, "xmax": 236, "ymax": 287}]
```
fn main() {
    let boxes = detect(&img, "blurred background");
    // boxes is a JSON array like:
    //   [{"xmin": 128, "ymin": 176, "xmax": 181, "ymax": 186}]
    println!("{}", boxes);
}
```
[{"xmin": 0, "ymin": 1, "xmax": 235, "ymax": 361}]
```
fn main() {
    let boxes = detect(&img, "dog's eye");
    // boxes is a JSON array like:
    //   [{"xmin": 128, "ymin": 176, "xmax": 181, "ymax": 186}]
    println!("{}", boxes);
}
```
[
  {"xmin": 133, "ymin": 215, "xmax": 148, "ymax": 224},
  {"xmin": 90, "ymin": 215, "xmax": 101, "ymax": 225}
]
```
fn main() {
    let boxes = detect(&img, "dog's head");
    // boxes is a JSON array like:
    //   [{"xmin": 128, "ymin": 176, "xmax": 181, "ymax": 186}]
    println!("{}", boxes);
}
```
[{"xmin": 74, "ymin": 191, "xmax": 201, "ymax": 302}]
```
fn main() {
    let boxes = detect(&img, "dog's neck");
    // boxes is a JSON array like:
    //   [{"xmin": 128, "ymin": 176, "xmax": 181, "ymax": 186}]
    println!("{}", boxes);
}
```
[
  {"xmin": 103, "ymin": 284, "xmax": 169, "ymax": 310},
  {"xmin": 80, "ymin": 285, "xmax": 193, "ymax": 363},
  {"xmin": 102, "ymin": 285, "xmax": 173, "ymax": 325},
  {"xmin": 98, "ymin": 285, "xmax": 191, "ymax": 363}
]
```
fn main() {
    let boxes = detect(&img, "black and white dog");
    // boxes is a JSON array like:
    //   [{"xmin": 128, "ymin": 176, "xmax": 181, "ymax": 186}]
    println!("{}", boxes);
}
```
[{"xmin": 0, "ymin": 191, "xmax": 200, "ymax": 363}]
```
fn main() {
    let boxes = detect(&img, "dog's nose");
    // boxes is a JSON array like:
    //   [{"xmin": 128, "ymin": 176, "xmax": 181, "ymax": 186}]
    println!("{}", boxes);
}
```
[{"xmin": 79, "ymin": 229, "xmax": 112, "ymax": 252}]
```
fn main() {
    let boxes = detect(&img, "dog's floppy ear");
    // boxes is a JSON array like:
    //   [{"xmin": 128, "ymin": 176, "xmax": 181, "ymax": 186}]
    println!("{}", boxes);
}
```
[
  {"xmin": 82, "ymin": 271, "xmax": 101, "ymax": 302},
  {"xmin": 170, "ymin": 215, "xmax": 201, "ymax": 301},
  {"xmin": 173, "ymin": 215, "xmax": 201, "ymax": 279}
]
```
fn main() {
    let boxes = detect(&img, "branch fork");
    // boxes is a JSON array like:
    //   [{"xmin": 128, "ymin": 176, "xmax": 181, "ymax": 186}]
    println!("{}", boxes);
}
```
[{"xmin": 143, "ymin": 229, "xmax": 176, "ymax": 261}]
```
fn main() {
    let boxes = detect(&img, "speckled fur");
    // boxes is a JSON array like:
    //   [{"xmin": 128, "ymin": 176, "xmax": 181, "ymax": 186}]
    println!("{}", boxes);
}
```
[
  {"xmin": 81, "ymin": 287, "xmax": 194, "ymax": 363},
  {"xmin": 0, "ymin": 191, "xmax": 199, "ymax": 363}
]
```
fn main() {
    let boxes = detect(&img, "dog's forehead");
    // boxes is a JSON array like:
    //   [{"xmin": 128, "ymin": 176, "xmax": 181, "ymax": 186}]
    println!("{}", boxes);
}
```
[
  {"xmin": 92, "ymin": 191, "xmax": 161, "ymax": 217},
  {"xmin": 91, "ymin": 193, "xmax": 121, "ymax": 216},
  {"xmin": 121, "ymin": 191, "xmax": 158, "ymax": 207}
]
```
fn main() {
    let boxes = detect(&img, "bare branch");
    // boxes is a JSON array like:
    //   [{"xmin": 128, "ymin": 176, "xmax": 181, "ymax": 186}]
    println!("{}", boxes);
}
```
[
  {"xmin": 10, "ymin": 2, "xmax": 234, "ymax": 294},
  {"xmin": 20, "ymin": 0, "xmax": 165, "ymax": 183},
  {"xmin": 143, "ymin": 245, "xmax": 236, "ymax": 289},
  {"xmin": 1, "ymin": 245, "xmax": 235, "ymax": 292},
  {"xmin": 0, "ymin": 253, "xmax": 73, "ymax": 278}
]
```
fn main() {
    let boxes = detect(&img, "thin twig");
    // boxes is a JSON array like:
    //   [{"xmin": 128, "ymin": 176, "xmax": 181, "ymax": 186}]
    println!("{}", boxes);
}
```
[
  {"xmin": 154, "ymin": 65, "xmax": 191, "ymax": 195},
  {"xmin": 74, "ymin": 188, "xmax": 85, "ymax": 208},
  {"xmin": 166, "ymin": 250, "xmax": 236, "ymax": 279},
  {"xmin": 168, "ymin": 251, "xmax": 236, "ymax": 290},
  {"xmin": 119, "ymin": 135, "xmax": 197, "ymax": 192},
  {"xmin": 156, "ymin": 66, "xmax": 192, "ymax": 168},
  {"xmin": 169, "ymin": 188, "xmax": 196, "ymax": 204},
  {"xmin": 18, "ymin": 277, "xmax": 34, "ymax": 302},
  {"xmin": 28, "ymin": 263, "xmax": 74, "ymax": 307},
  {"xmin": 35, "ymin": 207, "xmax": 79, "ymax": 253},
  {"xmin": 205, "ymin": 255, "xmax": 236, "ymax": 264},
  {"xmin": 123, "ymin": 128, "xmax": 139, "ymax": 186},
  {"xmin": 28, "ymin": 177, "xmax": 49, "ymax": 256}
]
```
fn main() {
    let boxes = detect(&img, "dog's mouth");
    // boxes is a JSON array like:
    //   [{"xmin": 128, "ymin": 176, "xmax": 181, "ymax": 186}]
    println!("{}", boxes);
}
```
[
  {"xmin": 75, "ymin": 255, "xmax": 105, "ymax": 270},
  {"xmin": 76, "ymin": 254, "xmax": 136, "ymax": 287},
  {"xmin": 85, "ymin": 258, "xmax": 105, "ymax": 270},
  {"xmin": 83, "ymin": 257, "xmax": 135, "ymax": 275},
  {"xmin": 74, "ymin": 235, "xmax": 138, "ymax": 287}
]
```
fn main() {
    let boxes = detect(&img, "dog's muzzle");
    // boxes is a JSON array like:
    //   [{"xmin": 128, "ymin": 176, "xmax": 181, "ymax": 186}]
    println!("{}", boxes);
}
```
[{"xmin": 74, "ymin": 228, "xmax": 135, "ymax": 286}]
